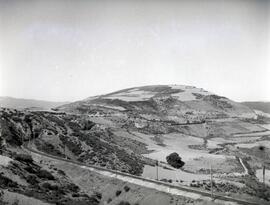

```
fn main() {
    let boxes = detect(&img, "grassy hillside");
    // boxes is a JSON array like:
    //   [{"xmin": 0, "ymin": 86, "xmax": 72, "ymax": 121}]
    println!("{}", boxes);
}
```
[
  {"xmin": 242, "ymin": 101, "xmax": 270, "ymax": 114},
  {"xmin": 0, "ymin": 107, "xmax": 218, "ymax": 205}
]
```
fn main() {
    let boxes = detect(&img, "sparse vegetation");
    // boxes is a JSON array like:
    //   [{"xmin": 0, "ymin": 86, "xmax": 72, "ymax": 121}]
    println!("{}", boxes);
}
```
[
  {"xmin": 124, "ymin": 185, "xmax": 130, "ymax": 192},
  {"xmin": 117, "ymin": 201, "xmax": 131, "ymax": 205},
  {"xmin": 37, "ymin": 169, "xmax": 55, "ymax": 180},
  {"xmin": 14, "ymin": 153, "xmax": 33, "ymax": 163},
  {"xmin": 0, "ymin": 173, "xmax": 18, "ymax": 188},
  {"xmin": 115, "ymin": 190, "xmax": 122, "ymax": 196}
]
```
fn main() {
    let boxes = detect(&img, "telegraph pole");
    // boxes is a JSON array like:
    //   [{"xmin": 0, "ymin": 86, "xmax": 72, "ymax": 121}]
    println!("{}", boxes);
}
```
[
  {"xmin": 156, "ymin": 160, "xmax": 159, "ymax": 181},
  {"xmin": 259, "ymin": 146, "xmax": 266, "ymax": 187},
  {"xmin": 263, "ymin": 164, "xmax": 265, "ymax": 187},
  {"xmin": 206, "ymin": 122, "xmax": 214, "ymax": 200},
  {"xmin": 210, "ymin": 164, "xmax": 213, "ymax": 199}
]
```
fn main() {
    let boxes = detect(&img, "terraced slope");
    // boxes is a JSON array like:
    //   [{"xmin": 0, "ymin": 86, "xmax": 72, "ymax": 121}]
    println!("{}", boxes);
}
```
[{"xmin": 58, "ymin": 85, "xmax": 256, "ymax": 121}]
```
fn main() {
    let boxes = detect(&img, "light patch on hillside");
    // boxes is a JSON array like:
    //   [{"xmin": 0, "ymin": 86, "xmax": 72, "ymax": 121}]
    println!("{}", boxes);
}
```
[
  {"xmin": 92, "ymin": 104, "xmax": 126, "ymax": 111},
  {"xmin": 0, "ymin": 155, "xmax": 13, "ymax": 166},
  {"xmin": 103, "ymin": 85, "xmax": 213, "ymax": 102},
  {"xmin": 170, "ymin": 85, "xmax": 212, "ymax": 101},
  {"xmin": 104, "ymin": 89, "xmax": 156, "ymax": 101},
  {"xmin": 236, "ymin": 140, "xmax": 270, "ymax": 149},
  {"xmin": 256, "ymin": 169, "xmax": 270, "ymax": 186},
  {"xmin": 254, "ymin": 109, "xmax": 270, "ymax": 118},
  {"xmin": 2, "ymin": 190, "xmax": 51, "ymax": 205}
]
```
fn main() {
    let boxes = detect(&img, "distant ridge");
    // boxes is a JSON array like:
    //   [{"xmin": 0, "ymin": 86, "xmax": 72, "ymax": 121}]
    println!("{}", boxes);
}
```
[
  {"xmin": 242, "ymin": 101, "xmax": 270, "ymax": 114},
  {"xmin": 0, "ymin": 96, "xmax": 68, "ymax": 110}
]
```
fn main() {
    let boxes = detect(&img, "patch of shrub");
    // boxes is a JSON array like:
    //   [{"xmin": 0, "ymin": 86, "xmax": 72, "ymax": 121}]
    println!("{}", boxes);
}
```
[
  {"xmin": 37, "ymin": 169, "xmax": 55, "ymax": 180},
  {"xmin": 94, "ymin": 192, "xmax": 102, "ymax": 200},
  {"xmin": 107, "ymin": 198, "xmax": 112, "ymax": 203},
  {"xmin": 124, "ymin": 185, "xmax": 130, "ymax": 192},
  {"xmin": 35, "ymin": 138, "xmax": 65, "ymax": 157},
  {"xmin": 12, "ymin": 199, "xmax": 19, "ymax": 205},
  {"xmin": 57, "ymin": 169, "xmax": 66, "ymax": 176},
  {"xmin": 25, "ymin": 174, "xmax": 39, "ymax": 185},
  {"xmin": 0, "ymin": 173, "xmax": 18, "ymax": 188},
  {"xmin": 65, "ymin": 183, "xmax": 80, "ymax": 193},
  {"xmin": 24, "ymin": 165, "xmax": 38, "ymax": 174},
  {"xmin": 243, "ymin": 180, "xmax": 270, "ymax": 201},
  {"xmin": 115, "ymin": 190, "xmax": 122, "ymax": 196},
  {"xmin": 72, "ymin": 193, "xmax": 80, "ymax": 197},
  {"xmin": 82, "ymin": 120, "xmax": 95, "ymax": 130},
  {"xmin": 41, "ymin": 182, "xmax": 59, "ymax": 191},
  {"xmin": 166, "ymin": 152, "xmax": 185, "ymax": 168},
  {"xmin": 14, "ymin": 153, "xmax": 33, "ymax": 163},
  {"xmin": 59, "ymin": 135, "xmax": 83, "ymax": 156}
]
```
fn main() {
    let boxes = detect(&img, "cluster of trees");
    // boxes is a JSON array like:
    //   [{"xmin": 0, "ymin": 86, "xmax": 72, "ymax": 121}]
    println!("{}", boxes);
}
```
[{"xmin": 166, "ymin": 152, "xmax": 185, "ymax": 168}]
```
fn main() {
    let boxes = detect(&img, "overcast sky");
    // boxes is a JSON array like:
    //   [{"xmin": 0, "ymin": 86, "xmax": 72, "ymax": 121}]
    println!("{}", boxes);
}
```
[{"xmin": 0, "ymin": 0, "xmax": 269, "ymax": 102}]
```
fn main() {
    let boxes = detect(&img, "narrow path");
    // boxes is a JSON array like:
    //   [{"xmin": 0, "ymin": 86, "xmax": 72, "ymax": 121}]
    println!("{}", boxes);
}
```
[
  {"xmin": 213, "ymin": 157, "xmax": 249, "ymax": 178},
  {"xmin": 239, "ymin": 158, "xmax": 249, "ymax": 175}
]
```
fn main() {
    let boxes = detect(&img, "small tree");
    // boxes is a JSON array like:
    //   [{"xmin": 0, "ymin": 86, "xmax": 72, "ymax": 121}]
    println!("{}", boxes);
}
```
[{"xmin": 166, "ymin": 152, "xmax": 185, "ymax": 168}]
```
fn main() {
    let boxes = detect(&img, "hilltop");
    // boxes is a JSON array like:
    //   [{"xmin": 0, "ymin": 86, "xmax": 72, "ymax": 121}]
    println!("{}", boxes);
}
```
[{"xmin": 58, "ymin": 84, "xmax": 256, "ymax": 121}]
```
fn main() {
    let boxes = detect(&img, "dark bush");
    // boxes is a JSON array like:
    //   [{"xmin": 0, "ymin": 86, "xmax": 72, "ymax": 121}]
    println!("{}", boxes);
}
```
[
  {"xmin": 37, "ymin": 169, "xmax": 55, "ymax": 180},
  {"xmin": 94, "ymin": 192, "xmax": 102, "ymax": 200},
  {"xmin": 0, "ymin": 173, "xmax": 18, "ymax": 188},
  {"xmin": 166, "ymin": 152, "xmax": 185, "ymax": 168},
  {"xmin": 25, "ymin": 174, "xmax": 39, "ymax": 185},
  {"xmin": 35, "ymin": 140, "xmax": 65, "ymax": 158},
  {"xmin": 14, "ymin": 153, "xmax": 33, "ymax": 163},
  {"xmin": 115, "ymin": 190, "xmax": 122, "ymax": 196},
  {"xmin": 65, "ymin": 183, "xmax": 80, "ymax": 193},
  {"xmin": 107, "ymin": 198, "xmax": 112, "ymax": 203},
  {"xmin": 82, "ymin": 120, "xmax": 95, "ymax": 130},
  {"xmin": 57, "ymin": 169, "xmax": 66, "ymax": 176},
  {"xmin": 72, "ymin": 193, "xmax": 80, "ymax": 197},
  {"xmin": 41, "ymin": 182, "xmax": 59, "ymax": 191},
  {"xmin": 124, "ymin": 185, "xmax": 130, "ymax": 192}
]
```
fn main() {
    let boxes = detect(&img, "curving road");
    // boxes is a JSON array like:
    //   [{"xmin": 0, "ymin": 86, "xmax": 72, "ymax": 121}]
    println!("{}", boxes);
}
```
[{"xmin": 22, "ymin": 144, "xmax": 264, "ymax": 205}]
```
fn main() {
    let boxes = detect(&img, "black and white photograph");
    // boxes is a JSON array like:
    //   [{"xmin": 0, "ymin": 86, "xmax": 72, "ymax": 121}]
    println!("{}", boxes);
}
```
[{"xmin": 0, "ymin": 0, "xmax": 270, "ymax": 204}]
